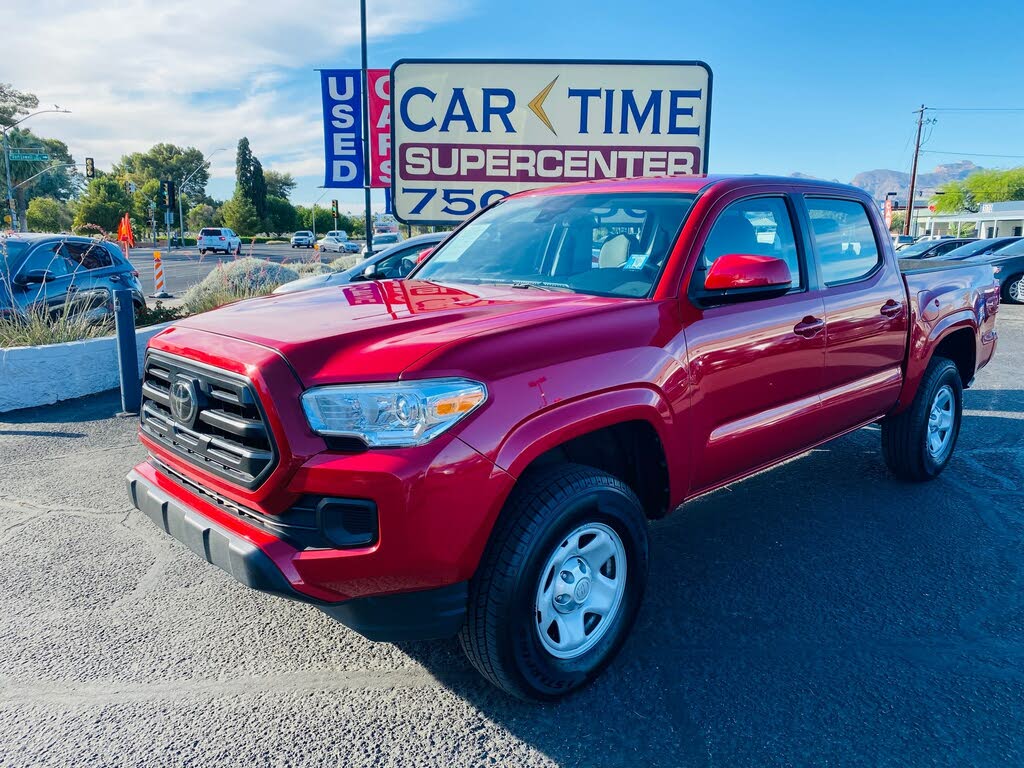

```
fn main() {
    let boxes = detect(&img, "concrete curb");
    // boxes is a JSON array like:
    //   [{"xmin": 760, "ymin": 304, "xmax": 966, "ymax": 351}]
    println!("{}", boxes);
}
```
[{"xmin": 0, "ymin": 322, "xmax": 173, "ymax": 413}]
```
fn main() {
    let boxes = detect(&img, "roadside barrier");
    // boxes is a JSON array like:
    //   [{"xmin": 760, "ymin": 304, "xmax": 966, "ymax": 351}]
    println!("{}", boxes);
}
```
[{"xmin": 151, "ymin": 250, "xmax": 172, "ymax": 298}]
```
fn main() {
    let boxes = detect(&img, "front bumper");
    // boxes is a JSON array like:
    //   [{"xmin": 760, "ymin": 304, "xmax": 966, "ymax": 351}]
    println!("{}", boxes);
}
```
[{"xmin": 127, "ymin": 467, "xmax": 468, "ymax": 641}]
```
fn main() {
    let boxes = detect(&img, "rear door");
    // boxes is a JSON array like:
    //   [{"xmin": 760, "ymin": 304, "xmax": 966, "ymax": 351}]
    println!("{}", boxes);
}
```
[
  {"xmin": 801, "ymin": 195, "xmax": 907, "ymax": 430},
  {"xmin": 681, "ymin": 191, "xmax": 829, "ymax": 491}
]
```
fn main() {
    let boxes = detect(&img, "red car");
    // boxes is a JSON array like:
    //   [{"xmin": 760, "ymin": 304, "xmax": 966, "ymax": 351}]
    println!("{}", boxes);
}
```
[{"xmin": 128, "ymin": 175, "xmax": 1000, "ymax": 700}]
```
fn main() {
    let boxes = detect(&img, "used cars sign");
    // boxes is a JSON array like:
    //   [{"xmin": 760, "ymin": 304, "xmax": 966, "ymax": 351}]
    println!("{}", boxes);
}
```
[{"xmin": 391, "ymin": 59, "xmax": 712, "ymax": 224}]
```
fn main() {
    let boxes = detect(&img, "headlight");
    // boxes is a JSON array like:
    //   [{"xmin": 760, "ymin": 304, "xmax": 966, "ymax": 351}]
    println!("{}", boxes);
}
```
[{"xmin": 301, "ymin": 378, "xmax": 487, "ymax": 447}]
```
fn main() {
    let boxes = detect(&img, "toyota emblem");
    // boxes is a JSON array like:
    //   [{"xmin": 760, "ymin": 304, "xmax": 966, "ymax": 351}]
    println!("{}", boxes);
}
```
[{"xmin": 169, "ymin": 378, "xmax": 198, "ymax": 425}]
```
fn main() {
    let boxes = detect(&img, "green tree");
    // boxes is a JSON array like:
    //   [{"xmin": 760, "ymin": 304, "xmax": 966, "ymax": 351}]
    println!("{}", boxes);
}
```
[
  {"xmin": 931, "ymin": 166, "xmax": 1024, "ymax": 213},
  {"xmin": 220, "ymin": 190, "xmax": 259, "ymax": 235},
  {"xmin": 264, "ymin": 170, "xmax": 296, "ymax": 200},
  {"xmin": 235, "ymin": 137, "xmax": 255, "ymax": 204},
  {"xmin": 0, "ymin": 83, "xmax": 39, "ymax": 128},
  {"xmin": 26, "ymin": 196, "xmax": 72, "ymax": 232},
  {"xmin": 251, "ymin": 157, "xmax": 267, "ymax": 219},
  {"xmin": 889, "ymin": 211, "xmax": 905, "ymax": 233},
  {"xmin": 188, "ymin": 203, "xmax": 217, "ymax": 233},
  {"xmin": 113, "ymin": 143, "xmax": 209, "ymax": 201},
  {"xmin": 73, "ymin": 176, "xmax": 132, "ymax": 234},
  {"xmin": 265, "ymin": 196, "xmax": 297, "ymax": 235}
]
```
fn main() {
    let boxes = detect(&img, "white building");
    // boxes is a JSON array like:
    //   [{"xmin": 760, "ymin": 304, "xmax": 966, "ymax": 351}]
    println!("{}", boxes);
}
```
[{"xmin": 912, "ymin": 201, "xmax": 1024, "ymax": 239}]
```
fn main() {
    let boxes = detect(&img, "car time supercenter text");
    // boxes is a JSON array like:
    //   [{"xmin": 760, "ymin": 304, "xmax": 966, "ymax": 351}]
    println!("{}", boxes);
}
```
[{"xmin": 398, "ymin": 86, "xmax": 703, "ymax": 183}]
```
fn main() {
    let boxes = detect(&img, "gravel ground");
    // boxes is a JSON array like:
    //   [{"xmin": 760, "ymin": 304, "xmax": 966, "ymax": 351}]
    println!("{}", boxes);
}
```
[{"xmin": 1, "ymin": 305, "xmax": 1022, "ymax": 767}]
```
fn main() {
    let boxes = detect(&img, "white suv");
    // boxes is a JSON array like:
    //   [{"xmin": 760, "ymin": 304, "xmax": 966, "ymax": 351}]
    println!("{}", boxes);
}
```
[
  {"xmin": 197, "ymin": 228, "xmax": 242, "ymax": 255},
  {"xmin": 291, "ymin": 231, "xmax": 315, "ymax": 248}
]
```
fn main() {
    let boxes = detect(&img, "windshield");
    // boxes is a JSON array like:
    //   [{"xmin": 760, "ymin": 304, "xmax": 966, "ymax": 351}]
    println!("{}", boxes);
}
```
[
  {"xmin": 944, "ymin": 240, "xmax": 1007, "ymax": 259},
  {"xmin": 0, "ymin": 240, "xmax": 30, "ymax": 274},
  {"xmin": 991, "ymin": 239, "xmax": 1024, "ymax": 257},
  {"xmin": 376, "ymin": 234, "xmax": 399, "ymax": 244},
  {"xmin": 414, "ymin": 192, "xmax": 695, "ymax": 298},
  {"xmin": 896, "ymin": 241, "xmax": 937, "ymax": 257}
]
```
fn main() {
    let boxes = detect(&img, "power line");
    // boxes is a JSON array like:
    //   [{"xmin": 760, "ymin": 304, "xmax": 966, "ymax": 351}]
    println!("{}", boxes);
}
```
[
  {"xmin": 920, "ymin": 149, "xmax": 1024, "ymax": 159},
  {"xmin": 927, "ymin": 107, "xmax": 1024, "ymax": 113}
]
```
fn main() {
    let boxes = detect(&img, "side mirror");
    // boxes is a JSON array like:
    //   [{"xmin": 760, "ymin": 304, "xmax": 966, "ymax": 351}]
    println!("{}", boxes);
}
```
[
  {"xmin": 362, "ymin": 264, "xmax": 377, "ymax": 279},
  {"xmin": 704, "ymin": 254, "xmax": 791, "ymax": 294},
  {"xmin": 14, "ymin": 269, "xmax": 54, "ymax": 287}
]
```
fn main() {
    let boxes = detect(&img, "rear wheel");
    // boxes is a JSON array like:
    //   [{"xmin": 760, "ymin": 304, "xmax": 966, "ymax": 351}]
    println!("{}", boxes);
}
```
[
  {"xmin": 881, "ymin": 356, "xmax": 963, "ymax": 481},
  {"xmin": 1003, "ymin": 273, "xmax": 1024, "ymax": 304},
  {"xmin": 460, "ymin": 463, "xmax": 648, "ymax": 700}
]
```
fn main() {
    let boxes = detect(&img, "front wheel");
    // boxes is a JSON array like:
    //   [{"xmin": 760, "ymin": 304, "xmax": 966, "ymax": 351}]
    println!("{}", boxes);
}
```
[
  {"xmin": 1003, "ymin": 273, "xmax": 1024, "ymax": 305},
  {"xmin": 881, "ymin": 356, "xmax": 963, "ymax": 481},
  {"xmin": 460, "ymin": 463, "xmax": 649, "ymax": 700}
]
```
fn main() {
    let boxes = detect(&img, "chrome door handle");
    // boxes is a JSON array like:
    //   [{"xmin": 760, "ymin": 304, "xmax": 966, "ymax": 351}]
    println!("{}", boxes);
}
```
[
  {"xmin": 880, "ymin": 300, "xmax": 904, "ymax": 318},
  {"xmin": 793, "ymin": 316, "xmax": 825, "ymax": 338}
]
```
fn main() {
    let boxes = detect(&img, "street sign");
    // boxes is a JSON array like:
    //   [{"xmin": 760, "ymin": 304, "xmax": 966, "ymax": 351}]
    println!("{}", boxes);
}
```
[
  {"xmin": 391, "ymin": 59, "xmax": 712, "ymax": 224},
  {"xmin": 10, "ymin": 152, "xmax": 49, "ymax": 162},
  {"xmin": 164, "ymin": 211, "xmax": 174, "ymax": 225}
]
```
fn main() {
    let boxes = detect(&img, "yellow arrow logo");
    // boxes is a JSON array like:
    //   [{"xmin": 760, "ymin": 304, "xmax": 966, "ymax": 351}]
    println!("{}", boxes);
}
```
[{"xmin": 528, "ymin": 76, "xmax": 558, "ymax": 135}]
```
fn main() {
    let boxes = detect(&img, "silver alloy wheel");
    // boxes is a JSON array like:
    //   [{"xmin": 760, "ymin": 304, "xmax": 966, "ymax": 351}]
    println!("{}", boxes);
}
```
[
  {"xmin": 927, "ymin": 384, "xmax": 955, "ymax": 459},
  {"xmin": 535, "ymin": 522, "xmax": 627, "ymax": 660},
  {"xmin": 1010, "ymin": 276, "xmax": 1023, "ymax": 303}
]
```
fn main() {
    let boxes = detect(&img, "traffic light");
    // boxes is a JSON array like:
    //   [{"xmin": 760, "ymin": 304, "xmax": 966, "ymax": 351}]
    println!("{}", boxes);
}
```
[
  {"xmin": 331, "ymin": 199, "xmax": 339, "ymax": 217},
  {"xmin": 85, "ymin": 157, "xmax": 95, "ymax": 178},
  {"xmin": 161, "ymin": 180, "xmax": 176, "ymax": 210}
]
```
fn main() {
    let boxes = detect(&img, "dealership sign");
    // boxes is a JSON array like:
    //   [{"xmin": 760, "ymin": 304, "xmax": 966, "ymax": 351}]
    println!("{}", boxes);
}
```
[
  {"xmin": 390, "ymin": 59, "xmax": 712, "ymax": 224},
  {"xmin": 320, "ymin": 69, "xmax": 391, "ymax": 189}
]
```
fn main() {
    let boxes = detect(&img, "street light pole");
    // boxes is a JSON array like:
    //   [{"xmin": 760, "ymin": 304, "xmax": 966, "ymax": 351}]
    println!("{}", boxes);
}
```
[
  {"xmin": 1, "ymin": 107, "xmax": 70, "ymax": 231},
  {"xmin": 311, "ymin": 188, "xmax": 328, "ymax": 239}
]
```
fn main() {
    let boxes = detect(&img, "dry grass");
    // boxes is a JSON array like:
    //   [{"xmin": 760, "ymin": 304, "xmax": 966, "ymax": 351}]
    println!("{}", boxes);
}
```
[{"xmin": 0, "ymin": 302, "xmax": 113, "ymax": 348}]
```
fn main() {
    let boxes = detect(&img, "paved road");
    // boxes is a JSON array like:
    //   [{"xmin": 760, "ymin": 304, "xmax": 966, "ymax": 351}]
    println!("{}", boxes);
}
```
[
  {"xmin": 127, "ymin": 243, "xmax": 351, "ymax": 298},
  {"xmin": 1, "ymin": 307, "xmax": 1023, "ymax": 767}
]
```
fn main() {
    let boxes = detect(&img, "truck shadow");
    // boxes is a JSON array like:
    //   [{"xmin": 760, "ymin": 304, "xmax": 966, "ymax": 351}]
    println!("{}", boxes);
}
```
[{"xmin": 398, "ymin": 388, "xmax": 1024, "ymax": 767}]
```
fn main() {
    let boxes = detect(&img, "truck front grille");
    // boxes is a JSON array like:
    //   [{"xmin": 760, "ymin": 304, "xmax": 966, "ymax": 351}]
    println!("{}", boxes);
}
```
[{"xmin": 140, "ymin": 352, "xmax": 276, "ymax": 489}]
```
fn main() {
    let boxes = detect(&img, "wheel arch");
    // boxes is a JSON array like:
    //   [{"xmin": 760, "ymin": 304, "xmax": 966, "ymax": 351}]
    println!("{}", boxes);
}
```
[{"xmin": 492, "ymin": 387, "xmax": 682, "ymax": 519}]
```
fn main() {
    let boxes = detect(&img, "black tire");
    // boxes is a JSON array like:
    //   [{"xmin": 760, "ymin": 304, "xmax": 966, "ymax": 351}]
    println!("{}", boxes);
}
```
[
  {"xmin": 459, "ymin": 463, "xmax": 649, "ymax": 700},
  {"xmin": 1002, "ymin": 273, "xmax": 1024, "ymax": 305},
  {"xmin": 881, "ymin": 356, "xmax": 963, "ymax": 481},
  {"xmin": 199, "ymin": 248, "xmax": 206, "ymax": 255}
]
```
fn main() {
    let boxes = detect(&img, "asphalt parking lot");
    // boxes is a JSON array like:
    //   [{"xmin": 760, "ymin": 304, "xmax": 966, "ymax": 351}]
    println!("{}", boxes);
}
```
[
  {"xmin": 1, "ymin": 305, "xmax": 1022, "ymax": 767},
  {"xmin": 127, "ymin": 243, "xmax": 348, "ymax": 298}
]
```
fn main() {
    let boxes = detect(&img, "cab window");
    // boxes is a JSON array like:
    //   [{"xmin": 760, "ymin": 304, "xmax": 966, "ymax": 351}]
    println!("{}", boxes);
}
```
[
  {"xmin": 64, "ymin": 241, "xmax": 112, "ymax": 270},
  {"xmin": 692, "ymin": 196, "xmax": 802, "ymax": 296},
  {"xmin": 805, "ymin": 198, "xmax": 880, "ymax": 285}
]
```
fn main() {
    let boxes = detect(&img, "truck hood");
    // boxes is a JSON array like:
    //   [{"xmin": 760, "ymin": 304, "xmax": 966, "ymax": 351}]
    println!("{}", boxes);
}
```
[{"xmin": 177, "ymin": 279, "xmax": 624, "ymax": 386}]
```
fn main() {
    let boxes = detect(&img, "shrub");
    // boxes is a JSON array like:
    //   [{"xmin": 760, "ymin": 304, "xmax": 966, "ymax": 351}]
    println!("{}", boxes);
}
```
[
  {"xmin": 136, "ymin": 300, "xmax": 183, "ymax": 327},
  {"xmin": 291, "ymin": 261, "xmax": 335, "ymax": 277},
  {"xmin": 181, "ymin": 258, "xmax": 299, "ymax": 315},
  {"xmin": 329, "ymin": 255, "xmax": 360, "ymax": 272}
]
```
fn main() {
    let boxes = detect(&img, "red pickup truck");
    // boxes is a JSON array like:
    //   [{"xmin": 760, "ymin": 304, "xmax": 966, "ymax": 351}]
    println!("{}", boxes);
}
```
[{"xmin": 128, "ymin": 175, "xmax": 1000, "ymax": 700}]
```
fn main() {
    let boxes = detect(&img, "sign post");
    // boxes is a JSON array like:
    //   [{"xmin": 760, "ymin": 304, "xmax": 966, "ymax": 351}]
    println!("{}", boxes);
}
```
[{"xmin": 390, "ymin": 59, "xmax": 712, "ymax": 225}]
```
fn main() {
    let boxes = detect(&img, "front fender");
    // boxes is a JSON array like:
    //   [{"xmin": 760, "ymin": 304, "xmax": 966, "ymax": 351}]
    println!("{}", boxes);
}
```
[{"xmin": 481, "ymin": 386, "xmax": 687, "ymax": 506}]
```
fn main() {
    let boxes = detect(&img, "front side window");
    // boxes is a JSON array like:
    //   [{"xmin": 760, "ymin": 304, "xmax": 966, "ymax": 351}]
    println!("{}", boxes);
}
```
[
  {"xmin": 19, "ymin": 243, "xmax": 73, "ymax": 278},
  {"xmin": 416, "ymin": 192, "xmax": 695, "ymax": 298},
  {"xmin": 692, "ymin": 196, "xmax": 801, "ymax": 293},
  {"xmin": 806, "ymin": 198, "xmax": 880, "ymax": 284}
]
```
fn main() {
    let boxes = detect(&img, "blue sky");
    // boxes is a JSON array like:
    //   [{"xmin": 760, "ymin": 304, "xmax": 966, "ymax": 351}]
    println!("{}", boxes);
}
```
[{"xmin": 10, "ymin": 0, "xmax": 1024, "ymax": 211}]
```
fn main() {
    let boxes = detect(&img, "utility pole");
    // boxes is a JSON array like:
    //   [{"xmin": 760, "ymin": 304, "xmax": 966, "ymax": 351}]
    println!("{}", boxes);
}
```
[
  {"xmin": 904, "ymin": 104, "xmax": 926, "ymax": 236},
  {"xmin": 2, "ymin": 131, "xmax": 14, "ymax": 230},
  {"xmin": 360, "ymin": 0, "xmax": 373, "ymax": 256}
]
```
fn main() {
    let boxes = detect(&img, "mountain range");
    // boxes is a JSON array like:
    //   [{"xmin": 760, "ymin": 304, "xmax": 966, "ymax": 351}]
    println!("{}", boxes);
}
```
[{"xmin": 792, "ymin": 161, "xmax": 982, "ymax": 202}]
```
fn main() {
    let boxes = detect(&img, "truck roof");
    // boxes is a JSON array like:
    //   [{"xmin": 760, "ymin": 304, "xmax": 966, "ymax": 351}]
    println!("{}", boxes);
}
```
[{"xmin": 514, "ymin": 174, "xmax": 868, "ymax": 199}]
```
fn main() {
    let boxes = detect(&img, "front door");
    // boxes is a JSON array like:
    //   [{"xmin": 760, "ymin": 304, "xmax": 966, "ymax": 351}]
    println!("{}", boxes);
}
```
[{"xmin": 680, "ymin": 193, "xmax": 829, "ymax": 492}]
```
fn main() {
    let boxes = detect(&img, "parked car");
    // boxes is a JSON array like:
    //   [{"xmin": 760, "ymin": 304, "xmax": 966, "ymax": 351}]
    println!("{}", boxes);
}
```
[
  {"xmin": 290, "ymin": 231, "xmax": 315, "ymax": 248},
  {"xmin": 341, "ymin": 241, "xmax": 362, "ymax": 254},
  {"xmin": 274, "ymin": 233, "xmax": 446, "ymax": 295},
  {"xmin": 1, "ymin": 234, "xmax": 145, "ymax": 320},
  {"xmin": 965, "ymin": 239, "xmax": 1024, "ymax": 304},
  {"xmin": 197, "ymin": 227, "xmax": 242, "ymax": 256},
  {"xmin": 895, "ymin": 237, "xmax": 975, "ymax": 259},
  {"xmin": 324, "ymin": 230, "xmax": 349, "ymax": 241},
  {"xmin": 362, "ymin": 231, "xmax": 402, "ymax": 256},
  {"xmin": 892, "ymin": 234, "xmax": 917, "ymax": 250},
  {"xmin": 316, "ymin": 235, "xmax": 348, "ymax": 253},
  {"xmin": 940, "ymin": 237, "xmax": 1021, "ymax": 261},
  {"xmin": 129, "ymin": 175, "xmax": 999, "ymax": 701}
]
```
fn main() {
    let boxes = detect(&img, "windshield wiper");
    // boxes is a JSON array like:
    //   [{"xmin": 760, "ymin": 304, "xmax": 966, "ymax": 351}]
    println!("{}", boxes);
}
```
[{"xmin": 504, "ymin": 280, "xmax": 575, "ymax": 293}]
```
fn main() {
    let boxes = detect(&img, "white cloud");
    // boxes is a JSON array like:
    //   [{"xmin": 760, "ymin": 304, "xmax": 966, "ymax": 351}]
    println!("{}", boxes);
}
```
[{"xmin": 8, "ymin": 0, "xmax": 470, "ymax": 198}]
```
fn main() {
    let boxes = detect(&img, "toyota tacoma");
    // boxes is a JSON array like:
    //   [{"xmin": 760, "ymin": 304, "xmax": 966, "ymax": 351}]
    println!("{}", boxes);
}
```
[{"xmin": 128, "ymin": 175, "xmax": 1000, "ymax": 700}]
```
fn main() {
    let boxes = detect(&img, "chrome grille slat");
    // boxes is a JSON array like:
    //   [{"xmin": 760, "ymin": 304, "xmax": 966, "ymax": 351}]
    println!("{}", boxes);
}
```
[{"xmin": 139, "ymin": 352, "xmax": 277, "ymax": 489}]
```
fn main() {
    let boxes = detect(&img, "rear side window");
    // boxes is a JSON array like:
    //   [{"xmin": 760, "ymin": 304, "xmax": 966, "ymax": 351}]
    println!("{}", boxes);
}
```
[
  {"xmin": 65, "ymin": 241, "xmax": 113, "ymax": 270},
  {"xmin": 806, "ymin": 198, "xmax": 880, "ymax": 285},
  {"xmin": 200, "ymin": 228, "xmax": 222, "ymax": 237}
]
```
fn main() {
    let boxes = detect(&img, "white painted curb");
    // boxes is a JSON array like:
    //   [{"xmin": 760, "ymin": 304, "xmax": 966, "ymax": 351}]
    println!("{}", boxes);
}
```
[{"xmin": 0, "ymin": 322, "xmax": 173, "ymax": 413}]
